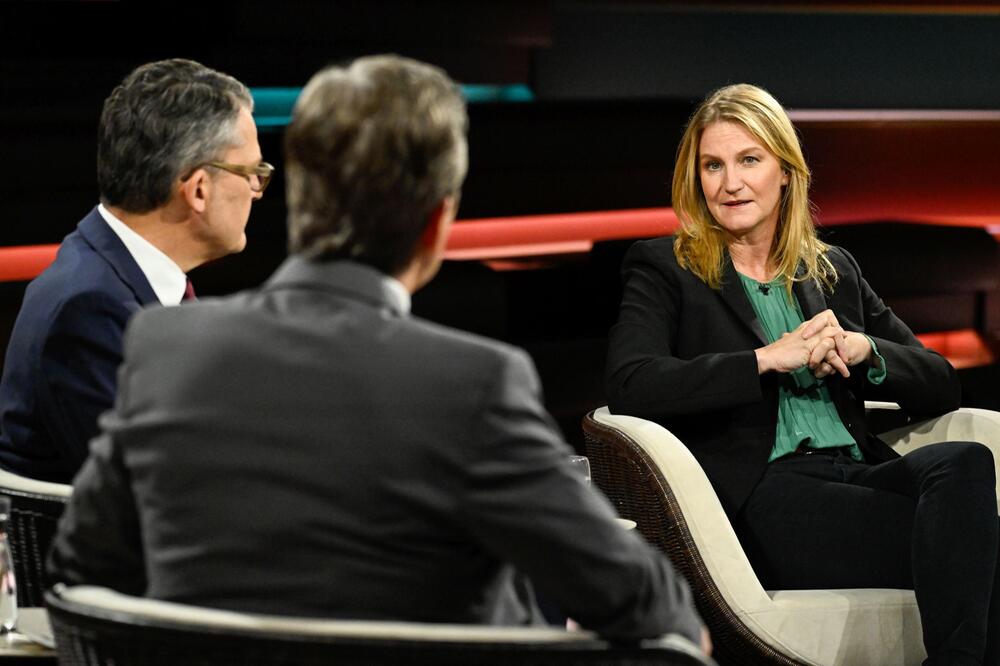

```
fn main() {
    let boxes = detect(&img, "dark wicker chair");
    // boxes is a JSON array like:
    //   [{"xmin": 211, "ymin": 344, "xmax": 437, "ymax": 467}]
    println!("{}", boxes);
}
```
[
  {"xmin": 0, "ymin": 469, "xmax": 71, "ymax": 608},
  {"xmin": 582, "ymin": 406, "xmax": 997, "ymax": 666},
  {"xmin": 46, "ymin": 585, "xmax": 717, "ymax": 666},
  {"xmin": 583, "ymin": 408, "xmax": 796, "ymax": 666}
]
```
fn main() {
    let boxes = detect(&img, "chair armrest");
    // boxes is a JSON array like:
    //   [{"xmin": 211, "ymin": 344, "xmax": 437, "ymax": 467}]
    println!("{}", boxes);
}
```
[
  {"xmin": 49, "ymin": 585, "xmax": 718, "ymax": 665},
  {"xmin": 879, "ymin": 408, "xmax": 1000, "ymax": 514},
  {"xmin": 643, "ymin": 634, "xmax": 717, "ymax": 665},
  {"xmin": 864, "ymin": 401, "xmax": 901, "ymax": 412},
  {"xmin": 590, "ymin": 409, "xmax": 772, "ymax": 614},
  {"xmin": 879, "ymin": 408, "xmax": 1000, "ymax": 454},
  {"xmin": 864, "ymin": 400, "xmax": 910, "ymax": 434},
  {"xmin": 0, "ymin": 469, "xmax": 72, "ymax": 499}
]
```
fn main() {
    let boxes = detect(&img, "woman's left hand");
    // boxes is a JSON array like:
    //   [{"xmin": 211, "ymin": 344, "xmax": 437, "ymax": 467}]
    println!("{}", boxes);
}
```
[
  {"xmin": 802, "ymin": 310, "xmax": 873, "ymax": 378},
  {"xmin": 814, "ymin": 332, "xmax": 873, "ymax": 379}
]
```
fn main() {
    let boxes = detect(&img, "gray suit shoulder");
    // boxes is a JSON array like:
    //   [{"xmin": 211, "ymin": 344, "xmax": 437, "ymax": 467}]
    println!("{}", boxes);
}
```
[
  {"xmin": 404, "ymin": 313, "xmax": 534, "ymax": 370},
  {"xmin": 125, "ymin": 292, "xmax": 534, "ymax": 375}
]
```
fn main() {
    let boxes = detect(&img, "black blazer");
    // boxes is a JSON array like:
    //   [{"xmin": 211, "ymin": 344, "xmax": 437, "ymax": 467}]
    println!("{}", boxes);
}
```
[{"xmin": 606, "ymin": 237, "xmax": 960, "ymax": 519}]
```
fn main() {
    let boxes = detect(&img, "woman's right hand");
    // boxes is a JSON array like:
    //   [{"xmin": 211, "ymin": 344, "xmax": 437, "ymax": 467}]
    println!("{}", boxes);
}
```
[{"xmin": 755, "ymin": 310, "xmax": 850, "ymax": 377}]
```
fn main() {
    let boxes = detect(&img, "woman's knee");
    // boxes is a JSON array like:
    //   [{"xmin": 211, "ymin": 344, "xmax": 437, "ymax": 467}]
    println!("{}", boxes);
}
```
[{"xmin": 930, "ymin": 441, "xmax": 996, "ymax": 485}]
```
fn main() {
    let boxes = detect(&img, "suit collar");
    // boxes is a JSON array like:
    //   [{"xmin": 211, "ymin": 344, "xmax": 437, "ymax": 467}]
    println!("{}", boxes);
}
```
[
  {"xmin": 265, "ymin": 256, "xmax": 410, "ymax": 316},
  {"xmin": 76, "ymin": 206, "xmax": 159, "ymax": 305},
  {"xmin": 792, "ymin": 271, "xmax": 828, "ymax": 321}
]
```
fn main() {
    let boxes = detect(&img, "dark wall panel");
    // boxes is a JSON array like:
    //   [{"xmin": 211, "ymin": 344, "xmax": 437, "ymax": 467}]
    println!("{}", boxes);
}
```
[{"xmin": 536, "ymin": 5, "xmax": 1000, "ymax": 108}]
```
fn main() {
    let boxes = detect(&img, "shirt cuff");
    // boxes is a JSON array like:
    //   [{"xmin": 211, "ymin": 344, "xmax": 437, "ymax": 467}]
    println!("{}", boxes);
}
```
[{"xmin": 865, "ymin": 335, "xmax": 887, "ymax": 385}]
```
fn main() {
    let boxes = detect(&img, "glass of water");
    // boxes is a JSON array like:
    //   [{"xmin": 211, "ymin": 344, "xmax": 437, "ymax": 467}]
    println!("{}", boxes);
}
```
[
  {"xmin": 568, "ymin": 455, "xmax": 591, "ymax": 485},
  {"xmin": 0, "ymin": 497, "xmax": 17, "ymax": 634}
]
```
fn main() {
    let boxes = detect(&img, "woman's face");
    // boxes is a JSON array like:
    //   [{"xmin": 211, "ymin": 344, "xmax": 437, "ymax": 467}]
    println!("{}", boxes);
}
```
[{"xmin": 697, "ymin": 120, "xmax": 788, "ymax": 243}]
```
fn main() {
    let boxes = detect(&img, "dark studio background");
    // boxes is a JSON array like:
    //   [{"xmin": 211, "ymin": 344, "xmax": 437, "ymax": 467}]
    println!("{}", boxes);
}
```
[{"xmin": 2, "ymin": 1, "xmax": 999, "ymax": 448}]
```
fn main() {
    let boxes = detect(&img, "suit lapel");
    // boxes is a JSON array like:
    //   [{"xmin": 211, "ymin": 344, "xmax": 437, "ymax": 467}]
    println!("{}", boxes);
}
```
[
  {"xmin": 792, "ymin": 272, "xmax": 828, "ymax": 321},
  {"xmin": 77, "ymin": 208, "xmax": 159, "ymax": 305},
  {"xmin": 718, "ymin": 258, "xmax": 768, "ymax": 346},
  {"xmin": 793, "ymin": 270, "xmax": 844, "ymax": 402}
]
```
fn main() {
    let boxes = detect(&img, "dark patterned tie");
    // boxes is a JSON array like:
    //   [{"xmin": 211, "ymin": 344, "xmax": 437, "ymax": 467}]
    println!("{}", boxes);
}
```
[{"xmin": 182, "ymin": 278, "xmax": 196, "ymax": 302}]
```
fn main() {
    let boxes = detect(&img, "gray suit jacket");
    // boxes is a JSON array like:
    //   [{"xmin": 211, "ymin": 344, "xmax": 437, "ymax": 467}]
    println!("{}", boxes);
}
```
[{"xmin": 49, "ymin": 256, "xmax": 701, "ymax": 641}]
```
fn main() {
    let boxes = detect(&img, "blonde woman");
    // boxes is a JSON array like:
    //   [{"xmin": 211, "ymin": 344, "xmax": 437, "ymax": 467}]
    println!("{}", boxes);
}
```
[{"xmin": 607, "ymin": 84, "xmax": 998, "ymax": 664}]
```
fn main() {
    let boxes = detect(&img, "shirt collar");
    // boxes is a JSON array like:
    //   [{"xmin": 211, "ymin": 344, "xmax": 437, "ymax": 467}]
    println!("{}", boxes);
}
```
[
  {"xmin": 382, "ymin": 274, "xmax": 411, "ymax": 314},
  {"xmin": 98, "ymin": 204, "xmax": 188, "ymax": 306}
]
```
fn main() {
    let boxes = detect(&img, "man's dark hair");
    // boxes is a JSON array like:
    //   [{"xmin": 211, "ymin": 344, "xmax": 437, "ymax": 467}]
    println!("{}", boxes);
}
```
[
  {"xmin": 97, "ymin": 58, "xmax": 253, "ymax": 213},
  {"xmin": 284, "ymin": 54, "xmax": 468, "ymax": 275}
]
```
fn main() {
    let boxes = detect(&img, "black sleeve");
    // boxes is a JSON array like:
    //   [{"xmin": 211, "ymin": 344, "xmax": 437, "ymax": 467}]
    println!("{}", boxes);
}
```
[
  {"xmin": 606, "ymin": 241, "xmax": 761, "ymax": 421},
  {"xmin": 834, "ymin": 246, "xmax": 961, "ymax": 416}
]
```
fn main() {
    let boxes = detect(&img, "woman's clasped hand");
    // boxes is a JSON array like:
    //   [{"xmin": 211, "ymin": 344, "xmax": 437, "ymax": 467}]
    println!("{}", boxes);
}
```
[{"xmin": 754, "ymin": 308, "xmax": 874, "ymax": 379}]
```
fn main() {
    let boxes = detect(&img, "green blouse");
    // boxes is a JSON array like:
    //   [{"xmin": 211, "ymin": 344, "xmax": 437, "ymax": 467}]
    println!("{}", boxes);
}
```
[{"xmin": 738, "ymin": 273, "xmax": 884, "ymax": 463}]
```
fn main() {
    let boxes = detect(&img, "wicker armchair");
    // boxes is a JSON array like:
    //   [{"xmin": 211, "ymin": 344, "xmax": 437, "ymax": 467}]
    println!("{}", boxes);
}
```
[
  {"xmin": 583, "ymin": 406, "xmax": 1000, "ymax": 666},
  {"xmin": 0, "ymin": 468, "xmax": 71, "ymax": 607},
  {"xmin": 46, "ymin": 585, "xmax": 716, "ymax": 666}
]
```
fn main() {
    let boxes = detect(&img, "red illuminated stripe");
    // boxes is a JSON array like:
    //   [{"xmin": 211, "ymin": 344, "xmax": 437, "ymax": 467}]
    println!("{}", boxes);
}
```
[
  {"xmin": 444, "ymin": 207, "xmax": 1000, "ymax": 261},
  {"xmin": 0, "ymin": 245, "xmax": 59, "ymax": 282},
  {"xmin": 444, "ymin": 207, "xmax": 679, "ymax": 259},
  {"xmin": 0, "ymin": 233, "xmax": 993, "ymax": 368},
  {"xmin": 2, "ymin": 207, "xmax": 998, "ymax": 280}
]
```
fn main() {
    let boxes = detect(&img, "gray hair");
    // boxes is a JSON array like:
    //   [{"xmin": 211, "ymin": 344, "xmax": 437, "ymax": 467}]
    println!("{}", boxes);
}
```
[
  {"xmin": 284, "ymin": 54, "xmax": 468, "ymax": 275},
  {"xmin": 97, "ymin": 58, "xmax": 253, "ymax": 213}
]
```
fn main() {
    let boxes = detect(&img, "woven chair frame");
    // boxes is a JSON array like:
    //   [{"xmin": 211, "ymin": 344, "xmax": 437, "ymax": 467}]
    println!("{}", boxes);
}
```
[
  {"xmin": 2, "ymin": 486, "xmax": 67, "ymax": 608},
  {"xmin": 582, "ymin": 411, "xmax": 806, "ymax": 666},
  {"xmin": 45, "ymin": 590, "xmax": 712, "ymax": 666}
]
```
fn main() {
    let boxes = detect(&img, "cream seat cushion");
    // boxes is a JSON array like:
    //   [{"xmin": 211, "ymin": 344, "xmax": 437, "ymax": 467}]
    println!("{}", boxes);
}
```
[{"xmin": 594, "ymin": 407, "xmax": 927, "ymax": 666}]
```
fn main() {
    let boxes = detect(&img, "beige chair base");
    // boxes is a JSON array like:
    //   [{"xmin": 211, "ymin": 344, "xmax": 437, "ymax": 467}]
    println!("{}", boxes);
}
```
[{"xmin": 584, "ymin": 406, "xmax": 1000, "ymax": 665}]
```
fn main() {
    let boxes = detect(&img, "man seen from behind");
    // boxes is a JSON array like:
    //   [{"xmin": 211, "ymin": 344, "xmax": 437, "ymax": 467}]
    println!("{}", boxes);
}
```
[{"xmin": 48, "ymin": 55, "xmax": 707, "ymax": 650}]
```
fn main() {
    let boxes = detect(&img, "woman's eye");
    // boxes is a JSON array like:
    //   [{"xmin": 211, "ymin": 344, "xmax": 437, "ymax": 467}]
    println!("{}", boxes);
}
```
[
  {"xmin": 703, "ymin": 161, "xmax": 721, "ymax": 171},
  {"xmin": 741, "ymin": 155, "xmax": 760, "ymax": 165}
]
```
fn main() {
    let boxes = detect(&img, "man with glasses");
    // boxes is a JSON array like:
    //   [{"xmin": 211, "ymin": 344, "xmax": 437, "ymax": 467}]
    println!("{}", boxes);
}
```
[
  {"xmin": 48, "ymin": 55, "xmax": 707, "ymax": 650},
  {"xmin": 0, "ymin": 58, "xmax": 269, "ymax": 483}
]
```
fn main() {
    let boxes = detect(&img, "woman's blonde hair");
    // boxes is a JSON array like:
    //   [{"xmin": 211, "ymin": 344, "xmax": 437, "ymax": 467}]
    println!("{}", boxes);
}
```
[{"xmin": 671, "ymin": 83, "xmax": 835, "ymax": 291}]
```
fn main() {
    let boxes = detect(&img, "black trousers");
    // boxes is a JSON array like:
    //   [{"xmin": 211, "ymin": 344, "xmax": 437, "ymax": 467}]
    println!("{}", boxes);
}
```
[{"xmin": 734, "ymin": 442, "xmax": 1000, "ymax": 666}]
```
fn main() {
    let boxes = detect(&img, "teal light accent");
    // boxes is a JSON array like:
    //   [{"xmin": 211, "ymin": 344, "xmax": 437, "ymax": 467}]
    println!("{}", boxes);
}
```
[
  {"xmin": 461, "ymin": 84, "xmax": 534, "ymax": 103},
  {"xmin": 252, "ymin": 88, "xmax": 300, "ymax": 129},
  {"xmin": 250, "ymin": 84, "xmax": 534, "ymax": 131}
]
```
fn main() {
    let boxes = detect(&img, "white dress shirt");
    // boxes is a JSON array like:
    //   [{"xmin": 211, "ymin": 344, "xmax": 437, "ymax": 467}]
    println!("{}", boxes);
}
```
[
  {"xmin": 382, "ymin": 274, "xmax": 412, "ymax": 314},
  {"xmin": 97, "ymin": 204, "xmax": 188, "ymax": 305}
]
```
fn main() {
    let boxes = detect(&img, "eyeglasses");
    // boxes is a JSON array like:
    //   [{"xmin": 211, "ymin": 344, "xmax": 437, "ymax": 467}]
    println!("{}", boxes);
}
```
[{"xmin": 202, "ymin": 161, "xmax": 275, "ymax": 193}]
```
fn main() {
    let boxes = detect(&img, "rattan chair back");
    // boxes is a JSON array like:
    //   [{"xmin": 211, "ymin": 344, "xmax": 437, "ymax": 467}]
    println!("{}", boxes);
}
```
[
  {"xmin": 0, "ymin": 469, "xmax": 70, "ymax": 607},
  {"xmin": 582, "ymin": 410, "xmax": 804, "ymax": 666}
]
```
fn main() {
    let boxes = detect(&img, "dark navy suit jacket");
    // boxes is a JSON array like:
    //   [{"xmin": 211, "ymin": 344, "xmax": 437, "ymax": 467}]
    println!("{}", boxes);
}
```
[{"xmin": 0, "ymin": 207, "xmax": 158, "ymax": 482}]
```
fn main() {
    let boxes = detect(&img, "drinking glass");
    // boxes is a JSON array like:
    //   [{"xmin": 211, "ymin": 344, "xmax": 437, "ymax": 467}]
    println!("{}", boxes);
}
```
[
  {"xmin": 0, "ymin": 497, "xmax": 17, "ymax": 634},
  {"xmin": 568, "ymin": 455, "xmax": 591, "ymax": 484}
]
